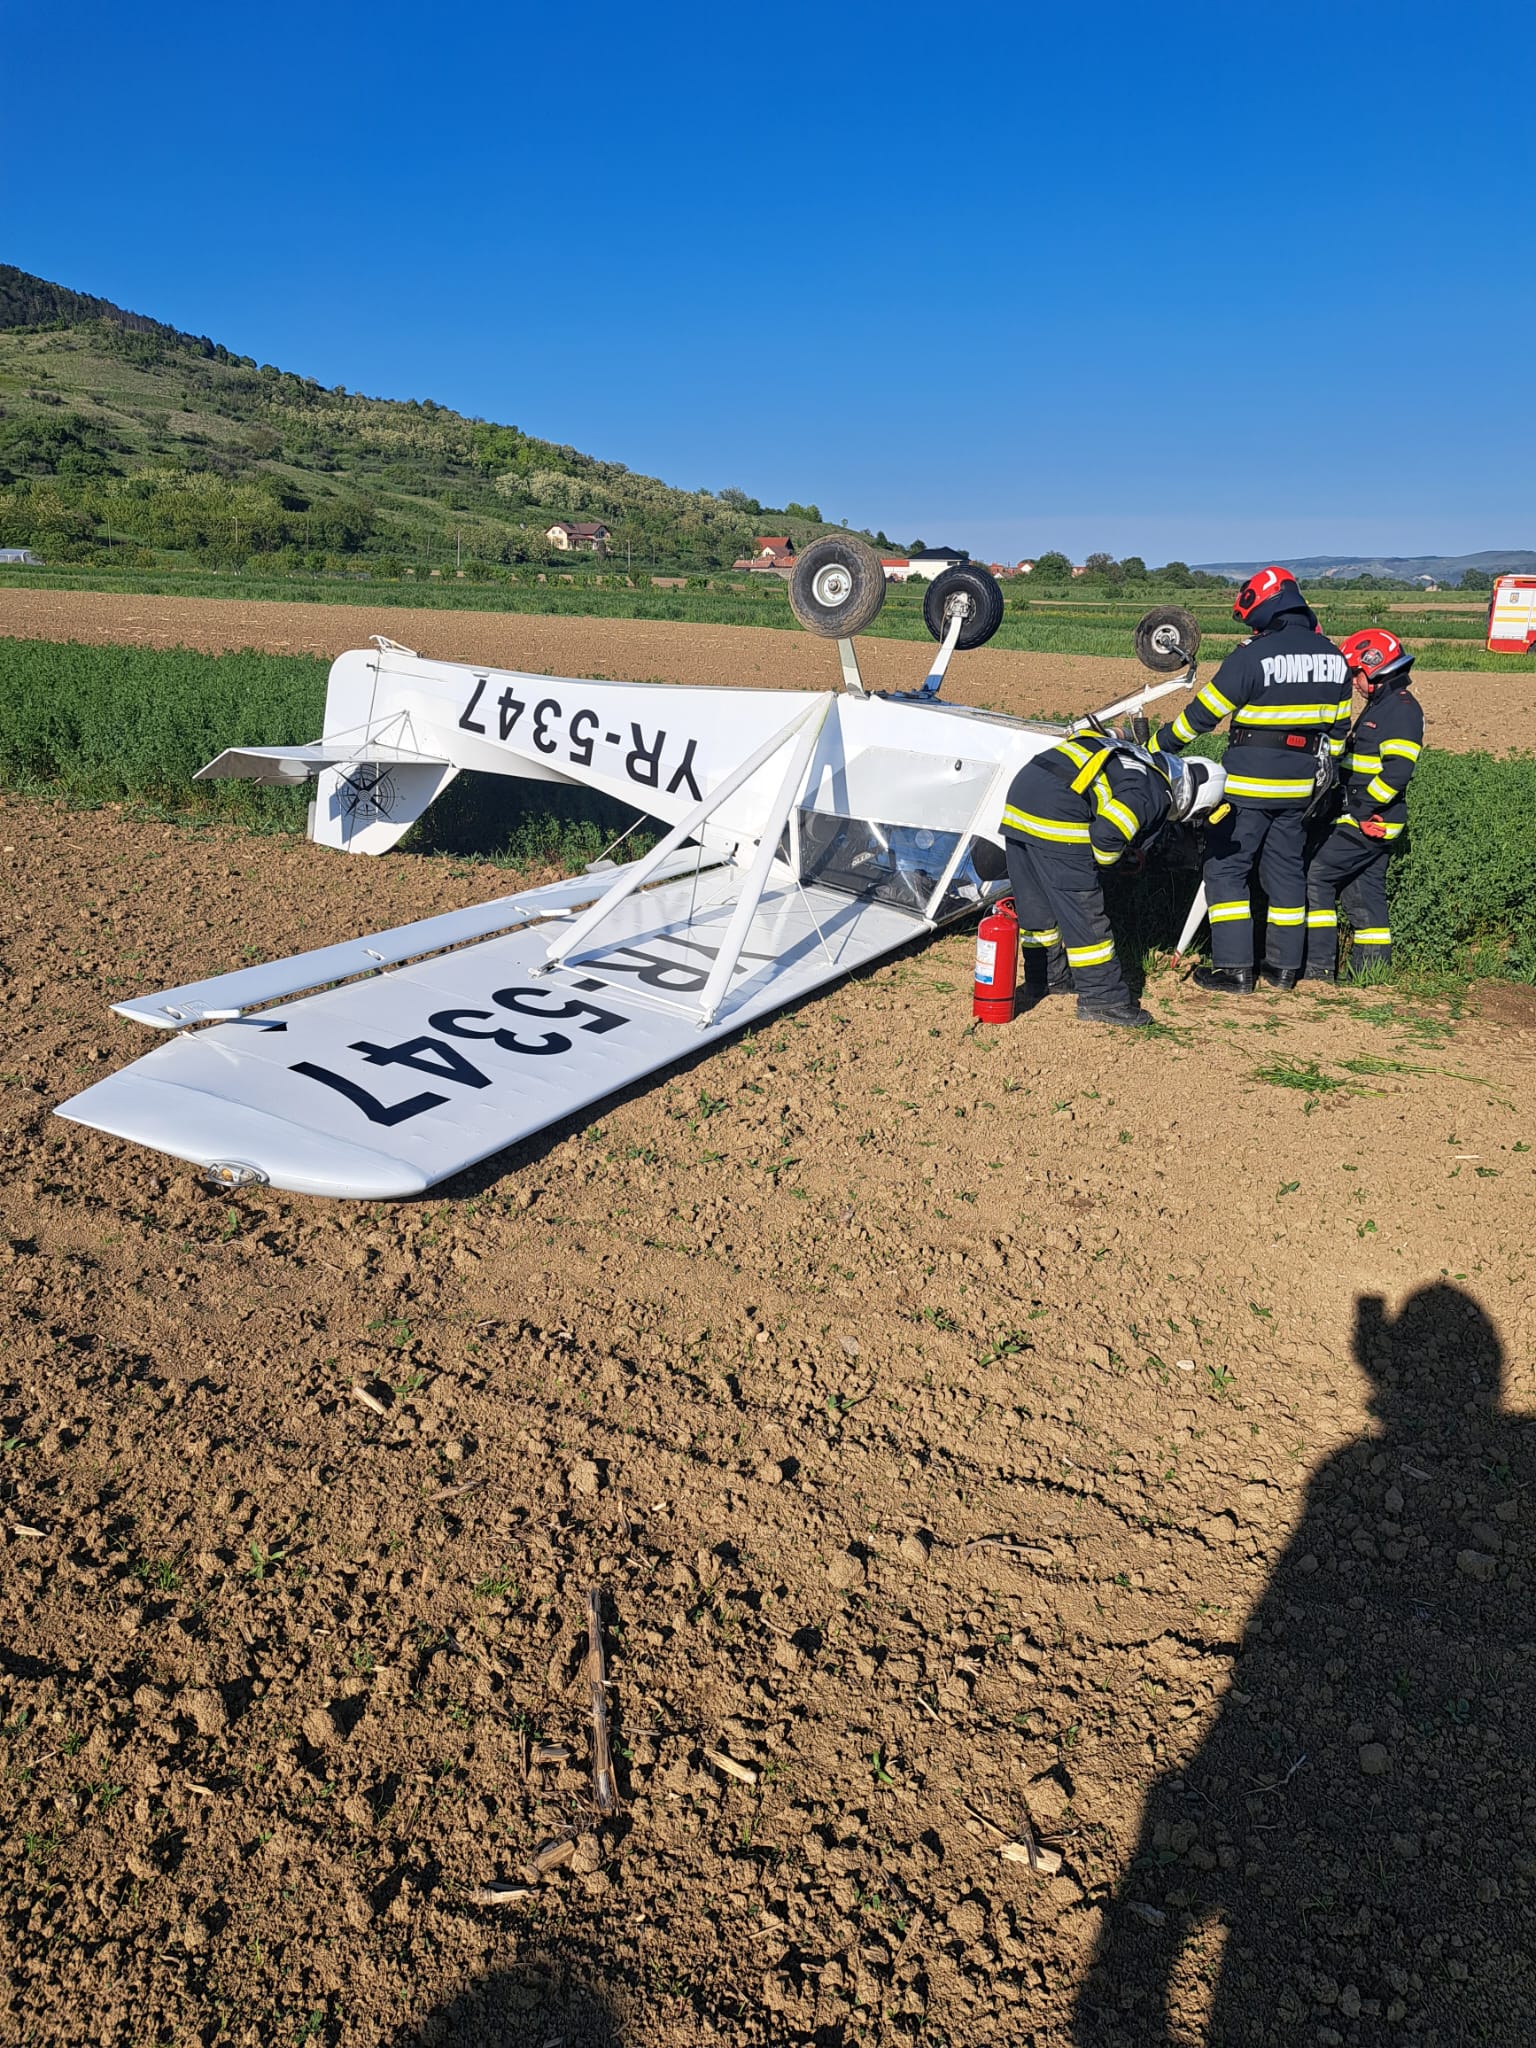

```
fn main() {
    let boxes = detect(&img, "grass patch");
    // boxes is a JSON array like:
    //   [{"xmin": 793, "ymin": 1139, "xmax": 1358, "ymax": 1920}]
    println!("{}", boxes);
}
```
[{"xmin": 1251, "ymin": 1058, "xmax": 1379, "ymax": 1101}]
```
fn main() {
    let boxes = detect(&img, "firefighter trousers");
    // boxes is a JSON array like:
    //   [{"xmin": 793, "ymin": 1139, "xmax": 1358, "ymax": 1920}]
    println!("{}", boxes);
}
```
[
  {"xmin": 1202, "ymin": 804, "xmax": 1307, "ymax": 972},
  {"xmin": 1305, "ymin": 829, "xmax": 1393, "ymax": 976},
  {"xmin": 1004, "ymin": 836, "xmax": 1130, "ymax": 1012}
]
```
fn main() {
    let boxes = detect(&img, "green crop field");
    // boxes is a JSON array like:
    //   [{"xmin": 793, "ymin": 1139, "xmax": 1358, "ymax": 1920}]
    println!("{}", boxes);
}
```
[{"xmin": 3, "ymin": 637, "xmax": 1531, "ymax": 979}]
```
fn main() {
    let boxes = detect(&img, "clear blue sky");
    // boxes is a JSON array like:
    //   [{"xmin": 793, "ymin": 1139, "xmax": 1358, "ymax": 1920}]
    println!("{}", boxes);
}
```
[{"xmin": 5, "ymin": 1, "xmax": 1530, "ymax": 564}]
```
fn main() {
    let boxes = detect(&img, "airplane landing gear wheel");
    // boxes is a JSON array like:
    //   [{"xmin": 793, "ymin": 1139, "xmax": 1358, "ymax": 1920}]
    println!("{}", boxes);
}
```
[
  {"xmin": 923, "ymin": 563, "xmax": 1005, "ymax": 650},
  {"xmin": 1134, "ymin": 605, "xmax": 1201, "ymax": 672},
  {"xmin": 789, "ymin": 535, "xmax": 887, "ymax": 637}
]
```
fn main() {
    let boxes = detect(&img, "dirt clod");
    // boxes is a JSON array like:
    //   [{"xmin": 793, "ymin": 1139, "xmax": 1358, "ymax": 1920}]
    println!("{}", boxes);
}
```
[
  {"xmin": 301, "ymin": 1706, "xmax": 340, "ymax": 1749},
  {"xmin": 828, "ymin": 1548, "xmax": 866, "ymax": 1590},
  {"xmin": 179, "ymin": 1688, "xmax": 226, "ymax": 1738}
]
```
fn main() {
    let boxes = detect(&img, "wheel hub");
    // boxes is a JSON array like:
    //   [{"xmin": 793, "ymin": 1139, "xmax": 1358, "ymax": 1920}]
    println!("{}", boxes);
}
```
[{"xmin": 812, "ymin": 563, "xmax": 853, "ymax": 608}]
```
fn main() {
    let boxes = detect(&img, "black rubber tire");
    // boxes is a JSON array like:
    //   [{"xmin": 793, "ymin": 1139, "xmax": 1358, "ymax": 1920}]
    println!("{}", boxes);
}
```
[
  {"xmin": 788, "ymin": 535, "xmax": 887, "ymax": 637},
  {"xmin": 923, "ymin": 564, "xmax": 1005, "ymax": 650},
  {"xmin": 1133, "ymin": 605, "xmax": 1201, "ymax": 673}
]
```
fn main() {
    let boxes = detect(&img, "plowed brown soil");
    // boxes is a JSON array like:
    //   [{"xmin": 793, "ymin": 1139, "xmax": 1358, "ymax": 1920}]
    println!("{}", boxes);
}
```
[
  {"xmin": 0, "ymin": 588, "xmax": 1523, "ymax": 753},
  {"xmin": 3, "ymin": 790, "xmax": 1536, "ymax": 2046}
]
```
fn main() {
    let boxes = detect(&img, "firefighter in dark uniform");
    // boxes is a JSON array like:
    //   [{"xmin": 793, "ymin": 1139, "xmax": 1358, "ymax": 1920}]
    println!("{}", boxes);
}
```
[
  {"xmin": 999, "ymin": 734, "xmax": 1225, "ymax": 1029},
  {"xmin": 1152, "ymin": 565, "xmax": 1352, "ymax": 992},
  {"xmin": 1303, "ymin": 628, "xmax": 1424, "ymax": 980}
]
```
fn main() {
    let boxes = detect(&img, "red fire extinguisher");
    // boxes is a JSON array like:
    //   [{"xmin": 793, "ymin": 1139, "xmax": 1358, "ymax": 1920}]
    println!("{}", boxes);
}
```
[{"xmin": 973, "ymin": 897, "xmax": 1019, "ymax": 1024}]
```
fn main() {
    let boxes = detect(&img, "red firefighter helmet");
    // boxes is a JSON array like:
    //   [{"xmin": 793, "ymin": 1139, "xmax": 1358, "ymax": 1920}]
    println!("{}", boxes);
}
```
[
  {"xmin": 1232, "ymin": 564, "xmax": 1301, "ymax": 623},
  {"xmin": 1339, "ymin": 627, "xmax": 1414, "ymax": 697}
]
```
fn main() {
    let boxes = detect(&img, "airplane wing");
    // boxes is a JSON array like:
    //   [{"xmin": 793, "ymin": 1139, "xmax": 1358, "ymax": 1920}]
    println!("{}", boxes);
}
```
[
  {"xmin": 111, "ymin": 849, "xmax": 728, "ymax": 1028},
  {"xmin": 57, "ymin": 866, "xmax": 935, "ymax": 1199}
]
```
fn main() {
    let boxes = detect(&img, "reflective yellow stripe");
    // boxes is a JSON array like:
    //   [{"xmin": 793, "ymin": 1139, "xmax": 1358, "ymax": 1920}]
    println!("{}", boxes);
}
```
[
  {"xmin": 1000, "ymin": 805, "xmax": 1091, "ymax": 842},
  {"xmin": 1068, "ymin": 747, "xmax": 1112, "ymax": 795},
  {"xmin": 1065, "ymin": 939, "xmax": 1115, "ymax": 968},
  {"xmin": 1306, "ymin": 909, "xmax": 1338, "ymax": 928},
  {"xmin": 1366, "ymin": 775, "xmax": 1397, "ymax": 803},
  {"xmin": 1093, "ymin": 779, "xmax": 1139, "ymax": 840},
  {"xmin": 1345, "ymin": 752, "xmax": 1382, "ymax": 773},
  {"xmin": 1267, "ymin": 905, "xmax": 1306, "ymax": 926},
  {"xmin": 1197, "ymin": 682, "xmax": 1236, "ymax": 717},
  {"xmin": 1232, "ymin": 701, "xmax": 1338, "ymax": 725},
  {"xmin": 1353, "ymin": 928, "xmax": 1391, "ymax": 946},
  {"xmin": 1209, "ymin": 899, "xmax": 1250, "ymax": 923},
  {"xmin": 1092, "ymin": 845, "xmax": 1122, "ymax": 868},
  {"xmin": 1020, "ymin": 927, "xmax": 1060, "ymax": 946},
  {"xmin": 1339, "ymin": 815, "xmax": 1405, "ymax": 839},
  {"xmin": 1053, "ymin": 738, "xmax": 1095, "ymax": 769},
  {"xmin": 1328, "ymin": 736, "xmax": 1346, "ymax": 756},
  {"xmin": 1168, "ymin": 710, "xmax": 1197, "ymax": 744},
  {"xmin": 1224, "ymin": 773, "xmax": 1315, "ymax": 800},
  {"xmin": 1379, "ymin": 738, "xmax": 1422, "ymax": 761}
]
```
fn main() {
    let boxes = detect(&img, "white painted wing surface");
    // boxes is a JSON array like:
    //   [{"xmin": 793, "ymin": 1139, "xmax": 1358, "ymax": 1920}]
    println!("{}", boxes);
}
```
[
  {"xmin": 57, "ymin": 872, "xmax": 925, "ymax": 1199},
  {"xmin": 112, "ymin": 851, "xmax": 728, "ymax": 1028}
]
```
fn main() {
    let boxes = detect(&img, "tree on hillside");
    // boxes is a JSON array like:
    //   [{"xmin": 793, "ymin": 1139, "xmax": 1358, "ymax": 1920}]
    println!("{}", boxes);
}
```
[
  {"xmin": 1155, "ymin": 560, "xmax": 1194, "ymax": 586},
  {"xmin": 1120, "ymin": 555, "xmax": 1147, "ymax": 581},
  {"xmin": 1033, "ymin": 550, "xmax": 1072, "ymax": 581},
  {"xmin": 1083, "ymin": 551, "xmax": 1123, "ymax": 583},
  {"xmin": 1458, "ymin": 568, "xmax": 1491, "ymax": 591}
]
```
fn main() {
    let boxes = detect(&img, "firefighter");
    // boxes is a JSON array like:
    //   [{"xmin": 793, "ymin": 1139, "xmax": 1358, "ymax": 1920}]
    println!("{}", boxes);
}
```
[
  {"xmin": 999, "ymin": 734, "xmax": 1226, "ymax": 1028},
  {"xmin": 1302, "ymin": 628, "xmax": 1424, "ymax": 980},
  {"xmin": 1152, "ymin": 566, "xmax": 1352, "ymax": 992}
]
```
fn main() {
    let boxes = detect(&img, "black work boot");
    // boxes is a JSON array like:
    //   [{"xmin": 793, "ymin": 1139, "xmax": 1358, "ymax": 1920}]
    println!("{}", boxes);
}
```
[
  {"xmin": 1190, "ymin": 964, "xmax": 1255, "ymax": 994},
  {"xmin": 1298, "ymin": 963, "xmax": 1336, "ymax": 983},
  {"xmin": 1077, "ymin": 1000, "xmax": 1154, "ymax": 1029},
  {"xmin": 1015, "ymin": 967, "xmax": 1074, "ymax": 1014},
  {"xmin": 1259, "ymin": 962, "xmax": 1301, "ymax": 991}
]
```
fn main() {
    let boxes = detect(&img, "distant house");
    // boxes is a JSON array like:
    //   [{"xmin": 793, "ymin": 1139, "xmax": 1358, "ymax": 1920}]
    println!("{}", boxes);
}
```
[
  {"xmin": 880, "ymin": 556, "xmax": 914, "ymax": 582},
  {"xmin": 0, "ymin": 547, "xmax": 40, "ymax": 565},
  {"xmin": 732, "ymin": 536, "xmax": 798, "ymax": 575},
  {"xmin": 1017, "ymin": 559, "xmax": 1036, "ymax": 575},
  {"xmin": 1070, "ymin": 564, "xmax": 1089, "ymax": 578},
  {"xmin": 545, "ymin": 520, "xmax": 610, "ymax": 554},
  {"xmin": 904, "ymin": 544, "xmax": 968, "ymax": 582}
]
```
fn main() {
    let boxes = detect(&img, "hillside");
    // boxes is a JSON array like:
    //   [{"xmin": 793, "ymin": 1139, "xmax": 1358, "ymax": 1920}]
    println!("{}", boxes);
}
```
[
  {"xmin": 0, "ymin": 266, "xmax": 875, "ymax": 577},
  {"xmin": 1195, "ymin": 550, "xmax": 1535, "ymax": 588}
]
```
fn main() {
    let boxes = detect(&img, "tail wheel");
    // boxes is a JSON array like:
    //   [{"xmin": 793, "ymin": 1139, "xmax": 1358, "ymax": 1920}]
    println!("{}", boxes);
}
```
[
  {"xmin": 923, "ymin": 563, "xmax": 1005, "ymax": 650},
  {"xmin": 1133, "ymin": 605, "xmax": 1201, "ymax": 673},
  {"xmin": 788, "ymin": 535, "xmax": 887, "ymax": 637}
]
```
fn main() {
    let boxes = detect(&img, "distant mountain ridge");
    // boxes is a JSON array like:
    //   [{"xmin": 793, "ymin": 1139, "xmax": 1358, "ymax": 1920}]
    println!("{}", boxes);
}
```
[{"xmin": 1194, "ymin": 551, "xmax": 1536, "ymax": 587}]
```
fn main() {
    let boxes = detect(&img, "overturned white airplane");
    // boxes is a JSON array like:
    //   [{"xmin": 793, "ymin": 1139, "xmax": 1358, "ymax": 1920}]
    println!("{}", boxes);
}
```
[{"xmin": 57, "ymin": 543, "xmax": 1210, "ymax": 1198}]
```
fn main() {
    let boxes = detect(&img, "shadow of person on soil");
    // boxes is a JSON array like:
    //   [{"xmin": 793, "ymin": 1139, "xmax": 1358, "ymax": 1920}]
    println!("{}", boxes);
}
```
[
  {"xmin": 387, "ymin": 1966, "xmax": 625, "ymax": 2048},
  {"xmin": 1072, "ymin": 1283, "xmax": 1536, "ymax": 2047}
]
